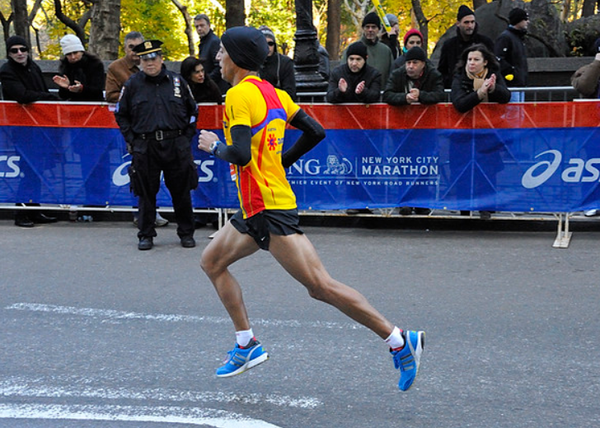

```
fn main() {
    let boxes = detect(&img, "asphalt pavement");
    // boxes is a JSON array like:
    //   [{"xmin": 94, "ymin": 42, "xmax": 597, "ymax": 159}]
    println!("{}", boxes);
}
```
[{"xmin": 1, "ymin": 218, "xmax": 599, "ymax": 428}]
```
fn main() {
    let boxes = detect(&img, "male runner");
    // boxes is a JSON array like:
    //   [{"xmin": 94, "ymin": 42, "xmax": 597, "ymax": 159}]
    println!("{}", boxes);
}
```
[{"xmin": 197, "ymin": 26, "xmax": 424, "ymax": 391}]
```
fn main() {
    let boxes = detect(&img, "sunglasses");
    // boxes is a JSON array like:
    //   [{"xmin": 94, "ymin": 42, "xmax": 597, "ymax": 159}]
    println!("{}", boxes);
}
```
[
  {"xmin": 267, "ymin": 41, "xmax": 275, "ymax": 46},
  {"xmin": 9, "ymin": 47, "xmax": 28, "ymax": 54}
]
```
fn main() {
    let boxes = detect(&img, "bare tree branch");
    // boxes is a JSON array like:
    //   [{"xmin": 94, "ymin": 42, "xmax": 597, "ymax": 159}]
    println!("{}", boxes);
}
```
[
  {"xmin": 53, "ymin": 0, "xmax": 87, "ymax": 42},
  {"xmin": 171, "ymin": 0, "xmax": 195, "ymax": 56}
]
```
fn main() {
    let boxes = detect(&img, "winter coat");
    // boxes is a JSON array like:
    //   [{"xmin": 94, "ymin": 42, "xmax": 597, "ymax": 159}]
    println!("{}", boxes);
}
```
[
  {"xmin": 260, "ymin": 51, "xmax": 297, "ymax": 101},
  {"xmin": 494, "ymin": 26, "xmax": 528, "ymax": 87},
  {"xmin": 383, "ymin": 61, "xmax": 445, "ymax": 106},
  {"xmin": 0, "ymin": 57, "xmax": 58, "ymax": 103},
  {"xmin": 326, "ymin": 62, "xmax": 382, "ymax": 104},
  {"xmin": 571, "ymin": 58, "xmax": 600, "ymax": 98},
  {"xmin": 450, "ymin": 65, "xmax": 511, "ymax": 113},
  {"xmin": 343, "ymin": 35, "xmax": 394, "ymax": 87},
  {"xmin": 437, "ymin": 24, "xmax": 495, "ymax": 89},
  {"xmin": 57, "ymin": 52, "xmax": 105, "ymax": 101}
]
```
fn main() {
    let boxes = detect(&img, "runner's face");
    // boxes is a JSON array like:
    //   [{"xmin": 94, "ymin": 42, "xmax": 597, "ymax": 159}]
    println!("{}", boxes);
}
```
[{"xmin": 217, "ymin": 44, "xmax": 234, "ymax": 83}]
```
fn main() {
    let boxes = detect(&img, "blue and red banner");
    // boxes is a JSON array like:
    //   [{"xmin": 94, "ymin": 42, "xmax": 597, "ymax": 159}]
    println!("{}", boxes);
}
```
[{"xmin": 1, "ymin": 101, "xmax": 599, "ymax": 212}]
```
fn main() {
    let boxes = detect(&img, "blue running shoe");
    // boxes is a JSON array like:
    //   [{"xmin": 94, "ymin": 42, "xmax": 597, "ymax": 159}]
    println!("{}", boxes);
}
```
[
  {"xmin": 216, "ymin": 339, "xmax": 269, "ymax": 378},
  {"xmin": 391, "ymin": 330, "xmax": 425, "ymax": 391}
]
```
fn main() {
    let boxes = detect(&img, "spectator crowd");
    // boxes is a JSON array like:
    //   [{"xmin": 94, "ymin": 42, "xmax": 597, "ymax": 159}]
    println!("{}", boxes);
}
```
[{"xmin": 2, "ymin": 4, "xmax": 600, "ymax": 232}]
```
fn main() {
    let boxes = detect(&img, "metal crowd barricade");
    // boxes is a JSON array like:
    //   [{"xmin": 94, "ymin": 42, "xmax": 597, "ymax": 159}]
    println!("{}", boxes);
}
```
[{"xmin": 1, "ymin": 98, "xmax": 599, "ymax": 249}]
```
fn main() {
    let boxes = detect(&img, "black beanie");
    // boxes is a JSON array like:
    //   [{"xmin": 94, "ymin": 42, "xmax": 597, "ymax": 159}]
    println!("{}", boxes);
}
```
[
  {"xmin": 362, "ymin": 12, "xmax": 381, "ymax": 29},
  {"xmin": 221, "ymin": 26, "xmax": 269, "ymax": 72},
  {"xmin": 509, "ymin": 8, "xmax": 529, "ymax": 26},
  {"xmin": 347, "ymin": 41, "xmax": 368, "ymax": 60},
  {"xmin": 6, "ymin": 35, "xmax": 29, "ymax": 54},
  {"xmin": 457, "ymin": 5, "xmax": 474, "ymax": 21},
  {"xmin": 405, "ymin": 46, "xmax": 427, "ymax": 62}
]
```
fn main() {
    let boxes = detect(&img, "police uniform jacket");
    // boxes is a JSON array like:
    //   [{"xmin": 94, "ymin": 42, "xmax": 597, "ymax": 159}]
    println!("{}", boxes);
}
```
[
  {"xmin": 0, "ymin": 57, "xmax": 58, "ymax": 104},
  {"xmin": 494, "ymin": 27, "xmax": 528, "ymax": 87},
  {"xmin": 114, "ymin": 65, "xmax": 198, "ymax": 153},
  {"xmin": 437, "ymin": 24, "xmax": 495, "ymax": 89},
  {"xmin": 383, "ymin": 61, "xmax": 445, "ymax": 106}
]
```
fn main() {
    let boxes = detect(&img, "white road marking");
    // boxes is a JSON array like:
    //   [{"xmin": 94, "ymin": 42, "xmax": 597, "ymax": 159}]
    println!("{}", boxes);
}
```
[
  {"xmin": 0, "ymin": 378, "xmax": 322, "ymax": 409},
  {"xmin": 0, "ymin": 403, "xmax": 283, "ymax": 427},
  {"xmin": 5, "ymin": 302, "xmax": 361, "ymax": 330}
]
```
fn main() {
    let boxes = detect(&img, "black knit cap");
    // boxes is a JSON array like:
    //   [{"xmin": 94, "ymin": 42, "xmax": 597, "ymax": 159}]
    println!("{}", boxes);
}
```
[
  {"xmin": 6, "ymin": 35, "xmax": 29, "ymax": 52},
  {"xmin": 509, "ymin": 8, "xmax": 529, "ymax": 25},
  {"xmin": 405, "ymin": 46, "xmax": 427, "ymax": 62},
  {"xmin": 457, "ymin": 5, "xmax": 474, "ymax": 21},
  {"xmin": 221, "ymin": 26, "xmax": 269, "ymax": 72},
  {"xmin": 347, "ymin": 41, "xmax": 368, "ymax": 60},
  {"xmin": 362, "ymin": 12, "xmax": 381, "ymax": 29}
]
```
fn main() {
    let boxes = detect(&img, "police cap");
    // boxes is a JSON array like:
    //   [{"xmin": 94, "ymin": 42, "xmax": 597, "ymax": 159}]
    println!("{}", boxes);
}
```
[{"xmin": 133, "ymin": 40, "xmax": 163, "ymax": 59}]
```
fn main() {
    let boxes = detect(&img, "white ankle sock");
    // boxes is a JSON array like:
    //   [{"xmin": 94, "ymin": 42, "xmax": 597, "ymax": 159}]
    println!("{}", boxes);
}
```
[
  {"xmin": 236, "ymin": 329, "xmax": 254, "ymax": 347},
  {"xmin": 385, "ymin": 326, "xmax": 405, "ymax": 350}
]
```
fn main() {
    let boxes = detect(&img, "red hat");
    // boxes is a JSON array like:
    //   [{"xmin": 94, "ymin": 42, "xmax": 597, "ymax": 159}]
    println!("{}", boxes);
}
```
[{"xmin": 403, "ymin": 29, "xmax": 424, "ymax": 47}]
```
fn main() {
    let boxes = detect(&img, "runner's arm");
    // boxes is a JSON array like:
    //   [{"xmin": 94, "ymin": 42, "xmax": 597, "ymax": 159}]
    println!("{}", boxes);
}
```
[
  {"xmin": 282, "ymin": 109, "xmax": 326, "ymax": 168},
  {"xmin": 211, "ymin": 125, "xmax": 252, "ymax": 166}
]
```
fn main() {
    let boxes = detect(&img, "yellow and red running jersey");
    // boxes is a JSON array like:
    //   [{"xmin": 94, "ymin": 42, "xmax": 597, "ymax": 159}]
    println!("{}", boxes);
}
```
[{"xmin": 223, "ymin": 76, "xmax": 300, "ymax": 218}]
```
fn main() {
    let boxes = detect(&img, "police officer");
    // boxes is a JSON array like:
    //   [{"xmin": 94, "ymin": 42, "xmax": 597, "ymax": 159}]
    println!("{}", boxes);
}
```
[{"xmin": 115, "ymin": 40, "xmax": 199, "ymax": 250}]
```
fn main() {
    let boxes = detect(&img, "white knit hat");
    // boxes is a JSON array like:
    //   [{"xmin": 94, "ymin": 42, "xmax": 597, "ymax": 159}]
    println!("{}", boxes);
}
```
[{"xmin": 60, "ymin": 34, "xmax": 84, "ymax": 55}]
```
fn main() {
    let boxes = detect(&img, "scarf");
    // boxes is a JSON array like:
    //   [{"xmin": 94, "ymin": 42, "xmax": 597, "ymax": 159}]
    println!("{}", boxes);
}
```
[{"xmin": 466, "ymin": 67, "xmax": 489, "ymax": 102}]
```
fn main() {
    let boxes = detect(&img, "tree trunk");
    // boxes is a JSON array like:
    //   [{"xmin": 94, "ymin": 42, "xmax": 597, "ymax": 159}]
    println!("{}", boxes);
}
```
[
  {"xmin": 171, "ymin": 0, "xmax": 195, "ymax": 56},
  {"xmin": 560, "ymin": 0, "xmax": 571, "ymax": 21},
  {"xmin": 0, "ymin": 12, "xmax": 14, "ymax": 44},
  {"xmin": 326, "ymin": 0, "xmax": 341, "ymax": 60},
  {"xmin": 411, "ymin": 0, "xmax": 429, "ymax": 50},
  {"xmin": 581, "ymin": 0, "xmax": 597, "ymax": 17},
  {"xmin": 473, "ymin": 0, "xmax": 488, "ymax": 9},
  {"xmin": 88, "ymin": 0, "xmax": 121, "ymax": 59},
  {"xmin": 11, "ymin": 0, "xmax": 29, "ymax": 41},
  {"xmin": 226, "ymin": 0, "xmax": 245, "ymax": 28}
]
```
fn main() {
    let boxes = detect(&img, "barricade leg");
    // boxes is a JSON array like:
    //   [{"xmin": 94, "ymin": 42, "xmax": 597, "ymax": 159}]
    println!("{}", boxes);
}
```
[{"xmin": 552, "ymin": 213, "xmax": 572, "ymax": 249}]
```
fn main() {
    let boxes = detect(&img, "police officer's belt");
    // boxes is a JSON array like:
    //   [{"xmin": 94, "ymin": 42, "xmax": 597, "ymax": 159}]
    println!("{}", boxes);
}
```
[{"xmin": 138, "ymin": 129, "xmax": 183, "ymax": 141}]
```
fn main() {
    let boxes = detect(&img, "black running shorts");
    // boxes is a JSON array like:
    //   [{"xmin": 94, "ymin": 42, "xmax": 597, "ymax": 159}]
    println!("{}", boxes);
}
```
[{"xmin": 230, "ymin": 209, "xmax": 303, "ymax": 250}]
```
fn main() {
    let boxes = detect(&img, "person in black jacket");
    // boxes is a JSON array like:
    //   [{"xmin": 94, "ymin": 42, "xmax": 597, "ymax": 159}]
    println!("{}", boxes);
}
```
[
  {"xmin": 115, "ymin": 40, "xmax": 199, "ymax": 251},
  {"xmin": 327, "ymin": 41, "xmax": 381, "ymax": 104},
  {"xmin": 258, "ymin": 26, "xmax": 297, "ymax": 101},
  {"xmin": 0, "ymin": 35, "xmax": 59, "ymax": 227},
  {"xmin": 383, "ymin": 47, "xmax": 444, "ymax": 106},
  {"xmin": 0, "ymin": 36, "xmax": 58, "ymax": 104},
  {"xmin": 450, "ymin": 44, "xmax": 510, "ymax": 220},
  {"xmin": 180, "ymin": 56, "xmax": 222, "ymax": 103},
  {"xmin": 495, "ymin": 7, "xmax": 529, "ymax": 102},
  {"xmin": 437, "ymin": 5, "xmax": 494, "ymax": 89},
  {"xmin": 450, "ymin": 43, "xmax": 510, "ymax": 113},
  {"xmin": 194, "ymin": 14, "xmax": 229, "ymax": 95},
  {"xmin": 52, "ymin": 34, "xmax": 104, "ymax": 101}
]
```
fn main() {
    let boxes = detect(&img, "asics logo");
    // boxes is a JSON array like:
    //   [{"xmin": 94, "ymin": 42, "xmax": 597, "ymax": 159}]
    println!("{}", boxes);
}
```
[
  {"xmin": 0, "ymin": 155, "xmax": 20, "ymax": 178},
  {"xmin": 522, "ymin": 150, "xmax": 600, "ymax": 189}
]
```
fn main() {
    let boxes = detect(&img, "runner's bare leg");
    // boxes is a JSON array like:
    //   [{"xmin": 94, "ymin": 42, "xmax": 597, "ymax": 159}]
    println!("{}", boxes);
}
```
[
  {"xmin": 269, "ymin": 232, "xmax": 394, "ymax": 339},
  {"xmin": 200, "ymin": 222, "xmax": 260, "ymax": 331}
]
